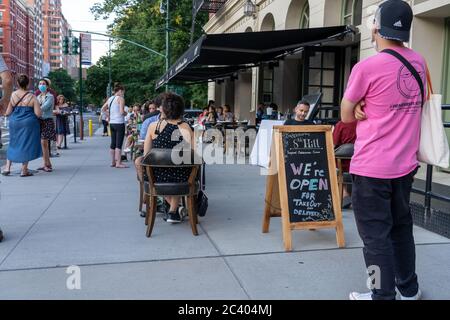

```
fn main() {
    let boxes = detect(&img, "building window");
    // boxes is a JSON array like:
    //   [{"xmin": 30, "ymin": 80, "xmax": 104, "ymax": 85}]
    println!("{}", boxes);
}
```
[
  {"xmin": 262, "ymin": 65, "xmax": 274, "ymax": 104},
  {"xmin": 343, "ymin": 0, "xmax": 363, "ymax": 26},
  {"xmin": 300, "ymin": 2, "xmax": 309, "ymax": 29},
  {"xmin": 0, "ymin": 27, "xmax": 3, "ymax": 37}
]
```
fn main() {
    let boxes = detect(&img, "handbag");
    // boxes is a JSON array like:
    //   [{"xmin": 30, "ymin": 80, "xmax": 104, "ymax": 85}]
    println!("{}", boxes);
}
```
[
  {"xmin": 383, "ymin": 49, "xmax": 450, "ymax": 169},
  {"xmin": 196, "ymin": 190, "xmax": 208, "ymax": 217}
]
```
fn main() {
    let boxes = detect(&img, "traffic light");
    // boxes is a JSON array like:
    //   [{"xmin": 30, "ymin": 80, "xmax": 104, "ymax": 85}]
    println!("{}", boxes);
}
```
[
  {"xmin": 71, "ymin": 37, "xmax": 79, "ymax": 55},
  {"xmin": 63, "ymin": 36, "xmax": 69, "ymax": 55}
]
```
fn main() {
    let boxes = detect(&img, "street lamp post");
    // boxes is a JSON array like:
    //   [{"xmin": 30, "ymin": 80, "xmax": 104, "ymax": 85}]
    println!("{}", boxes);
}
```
[
  {"xmin": 163, "ymin": 0, "xmax": 170, "ymax": 92},
  {"xmin": 108, "ymin": 38, "xmax": 112, "ymax": 97},
  {"xmin": 79, "ymin": 34, "xmax": 84, "ymax": 141}
]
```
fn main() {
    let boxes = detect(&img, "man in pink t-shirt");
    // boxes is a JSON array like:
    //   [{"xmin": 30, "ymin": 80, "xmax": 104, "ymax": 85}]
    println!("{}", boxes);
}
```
[{"xmin": 341, "ymin": 0, "xmax": 425, "ymax": 301}]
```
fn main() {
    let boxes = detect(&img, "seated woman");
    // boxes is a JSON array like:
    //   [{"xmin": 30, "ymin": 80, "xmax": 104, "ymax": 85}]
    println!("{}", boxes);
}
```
[
  {"xmin": 206, "ymin": 105, "xmax": 217, "ymax": 124},
  {"xmin": 216, "ymin": 106, "xmax": 224, "ymax": 121},
  {"xmin": 141, "ymin": 92, "xmax": 194, "ymax": 224},
  {"xmin": 223, "ymin": 105, "xmax": 234, "ymax": 122}
]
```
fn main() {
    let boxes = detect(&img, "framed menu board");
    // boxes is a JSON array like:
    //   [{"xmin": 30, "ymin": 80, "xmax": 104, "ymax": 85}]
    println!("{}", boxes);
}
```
[{"xmin": 262, "ymin": 125, "xmax": 345, "ymax": 251}]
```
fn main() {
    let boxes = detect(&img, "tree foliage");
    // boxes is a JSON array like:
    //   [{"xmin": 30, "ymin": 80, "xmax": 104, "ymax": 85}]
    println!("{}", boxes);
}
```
[
  {"xmin": 86, "ymin": 0, "xmax": 208, "ymax": 107},
  {"xmin": 47, "ymin": 69, "xmax": 76, "ymax": 102}
]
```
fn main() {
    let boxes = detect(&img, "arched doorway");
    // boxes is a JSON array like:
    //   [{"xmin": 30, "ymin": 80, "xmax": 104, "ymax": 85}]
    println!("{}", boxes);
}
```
[
  {"xmin": 342, "ymin": 0, "xmax": 363, "ymax": 26},
  {"xmin": 260, "ymin": 13, "xmax": 275, "ymax": 31},
  {"xmin": 286, "ymin": 0, "xmax": 308, "ymax": 29}
]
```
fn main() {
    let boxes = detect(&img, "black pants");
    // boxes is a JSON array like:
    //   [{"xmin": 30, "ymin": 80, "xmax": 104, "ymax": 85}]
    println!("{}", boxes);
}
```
[
  {"xmin": 102, "ymin": 120, "xmax": 109, "ymax": 134},
  {"xmin": 110, "ymin": 123, "xmax": 125, "ymax": 150},
  {"xmin": 352, "ymin": 167, "xmax": 419, "ymax": 300}
]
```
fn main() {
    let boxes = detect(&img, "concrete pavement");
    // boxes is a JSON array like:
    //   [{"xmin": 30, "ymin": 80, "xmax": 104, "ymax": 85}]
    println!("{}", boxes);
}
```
[{"xmin": 0, "ymin": 133, "xmax": 449, "ymax": 299}]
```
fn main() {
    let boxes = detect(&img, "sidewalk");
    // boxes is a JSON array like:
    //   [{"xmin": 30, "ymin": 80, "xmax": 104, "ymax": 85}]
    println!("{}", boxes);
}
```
[{"xmin": 0, "ymin": 134, "xmax": 449, "ymax": 299}]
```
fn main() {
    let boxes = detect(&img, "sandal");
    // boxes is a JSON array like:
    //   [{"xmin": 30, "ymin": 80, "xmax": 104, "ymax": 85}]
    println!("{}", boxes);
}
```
[
  {"xmin": 115, "ymin": 164, "xmax": 129, "ymax": 169},
  {"xmin": 38, "ymin": 166, "xmax": 52, "ymax": 171},
  {"xmin": 1, "ymin": 170, "xmax": 10, "ymax": 176},
  {"xmin": 43, "ymin": 167, "xmax": 53, "ymax": 173},
  {"xmin": 20, "ymin": 172, "xmax": 34, "ymax": 177}
]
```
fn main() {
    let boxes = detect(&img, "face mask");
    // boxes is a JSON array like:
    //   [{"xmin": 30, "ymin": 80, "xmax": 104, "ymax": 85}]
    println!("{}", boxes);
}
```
[
  {"xmin": 39, "ymin": 85, "xmax": 47, "ymax": 92},
  {"xmin": 371, "ymin": 27, "xmax": 379, "ymax": 52}
]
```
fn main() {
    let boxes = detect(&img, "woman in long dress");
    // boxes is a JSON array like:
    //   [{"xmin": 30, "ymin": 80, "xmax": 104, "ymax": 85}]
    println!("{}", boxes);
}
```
[{"xmin": 1, "ymin": 74, "xmax": 42, "ymax": 177}]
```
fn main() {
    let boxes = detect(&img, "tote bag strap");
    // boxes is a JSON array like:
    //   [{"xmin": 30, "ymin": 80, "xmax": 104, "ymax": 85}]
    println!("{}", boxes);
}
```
[
  {"xmin": 426, "ymin": 66, "xmax": 433, "ymax": 100},
  {"xmin": 382, "ymin": 49, "xmax": 425, "ymax": 108}
]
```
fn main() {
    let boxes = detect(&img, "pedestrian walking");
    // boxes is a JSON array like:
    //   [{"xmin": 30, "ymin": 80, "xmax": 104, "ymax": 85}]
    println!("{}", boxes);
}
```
[
  {"xmin": 37, "ymin": 79, "xmax": 56, "ymax": 173},
  {"xmin": 1, "ymin": 74, "xmax": 42, "ymax": 177},
  {"xmin": 341, "ymin": 0, "xmax": 425, "ymax": 300}
]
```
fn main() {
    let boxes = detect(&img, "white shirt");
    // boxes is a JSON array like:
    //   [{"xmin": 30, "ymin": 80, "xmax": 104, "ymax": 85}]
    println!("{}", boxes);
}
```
[{"xmin": 108, "ymin": 96, "xmax": 125, "ymax": 124}]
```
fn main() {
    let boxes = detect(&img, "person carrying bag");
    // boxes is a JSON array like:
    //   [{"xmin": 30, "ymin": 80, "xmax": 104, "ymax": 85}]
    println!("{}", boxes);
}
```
[{"xmin": 382, "ymin": 49, "xmax": 450, "ymax": 169}]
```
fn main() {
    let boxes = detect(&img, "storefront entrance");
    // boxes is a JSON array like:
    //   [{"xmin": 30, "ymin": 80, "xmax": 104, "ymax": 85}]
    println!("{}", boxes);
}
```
[{"xmin": 302, "ymin": 46, "xmax": 344, "ymax": 121}]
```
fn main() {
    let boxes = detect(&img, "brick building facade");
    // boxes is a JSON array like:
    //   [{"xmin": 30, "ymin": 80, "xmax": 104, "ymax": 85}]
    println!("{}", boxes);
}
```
[{"xmin": 0, "ymin": 0, "xmax": 35, "ymax": 84}]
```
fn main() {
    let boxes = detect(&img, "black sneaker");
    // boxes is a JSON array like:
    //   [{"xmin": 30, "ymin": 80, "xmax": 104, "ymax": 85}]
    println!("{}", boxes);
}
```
[
  {"xmin": 0, "ymin": 228, "xmax": 4, "ymax": 242},
  {"xmin": 167, "ymin": 211, "xmax": 182, "ymax": 224}
]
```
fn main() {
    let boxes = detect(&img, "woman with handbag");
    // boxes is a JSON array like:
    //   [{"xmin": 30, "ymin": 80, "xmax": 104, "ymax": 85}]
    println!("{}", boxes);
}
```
[
  {"xmin": 101, "ymin": 83, "xmax": 128, "ymax": 168},
  {"xmin": 142, "ymin": 92, "xmax": 194, "ymax": 223},
  {"xmin": 1, "ymin": 74, "xmax": 42, "ymax": 177}
]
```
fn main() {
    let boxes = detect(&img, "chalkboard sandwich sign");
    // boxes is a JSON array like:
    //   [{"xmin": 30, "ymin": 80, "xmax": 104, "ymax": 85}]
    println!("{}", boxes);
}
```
[{"xmin": 262, "ymin": 125, "xmax": 345, "ymax": 251}]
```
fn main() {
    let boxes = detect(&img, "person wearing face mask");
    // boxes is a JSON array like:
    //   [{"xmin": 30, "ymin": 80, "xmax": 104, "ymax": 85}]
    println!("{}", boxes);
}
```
[
  {"xmin": 37, "ymin": 79, "xmax": 56, "ymax": 173},
  {"xmin": 34, "ymin": 77, "xmax": 57, "ymax": 100},
  {"xmin": 101, "ymin": 83, "xmax": 128, "ymax": 168},
  {"xmin": 341, "ymin": 0, "xmax": 426, "ymax": 300}
]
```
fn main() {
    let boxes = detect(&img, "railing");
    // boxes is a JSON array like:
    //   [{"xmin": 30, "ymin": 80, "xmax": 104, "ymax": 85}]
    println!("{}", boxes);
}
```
[{"xmin": 412, "ymin": 104, "xmax": 450, "ymax": 215}]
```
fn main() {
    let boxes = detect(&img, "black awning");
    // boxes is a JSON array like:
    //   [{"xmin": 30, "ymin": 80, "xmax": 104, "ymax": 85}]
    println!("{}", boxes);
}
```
[{"xmin": 156, "ymin": 25, "xmax": 355, "ymax": 89}]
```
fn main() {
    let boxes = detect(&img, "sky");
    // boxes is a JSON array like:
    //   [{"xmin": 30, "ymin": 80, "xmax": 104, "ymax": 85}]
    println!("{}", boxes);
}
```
[{"xmin": 61, "ymin": 0, "xmax": 116, "ymax": 65}]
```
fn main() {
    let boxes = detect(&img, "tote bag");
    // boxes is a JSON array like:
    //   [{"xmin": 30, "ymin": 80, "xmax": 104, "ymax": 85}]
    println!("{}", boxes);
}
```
[
  {"xmin": 382, "ymin": 49, "xmax": 449, "ymax": 169},
  {"xmin": 418, "ymin": 69, "xmax": 450, "ymax": 168}
]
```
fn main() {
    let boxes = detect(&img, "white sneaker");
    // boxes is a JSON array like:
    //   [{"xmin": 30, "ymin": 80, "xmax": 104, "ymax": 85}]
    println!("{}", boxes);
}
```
[
  {"xmin": 349, "ymin": 291, "xmax": 373, "ymax": 300},
  {"xmin": 350, "ymin": 289, "xmax": 422, "ymax": 300},
  {"xmin": 397, "ymin": 289, "xmax": 422, "ymax": 300}
]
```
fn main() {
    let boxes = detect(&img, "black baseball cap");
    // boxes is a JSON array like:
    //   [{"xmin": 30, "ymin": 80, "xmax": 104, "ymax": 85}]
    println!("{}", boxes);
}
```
[{"xmin": 376, "ymin": 0, "xmax": 413, "ymax": 42}]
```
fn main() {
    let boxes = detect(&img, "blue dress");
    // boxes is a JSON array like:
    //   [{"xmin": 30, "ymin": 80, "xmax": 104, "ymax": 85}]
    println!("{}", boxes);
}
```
[{"xmin": 7, "ymin": 107, "xmax": 42, "ymax": 163}]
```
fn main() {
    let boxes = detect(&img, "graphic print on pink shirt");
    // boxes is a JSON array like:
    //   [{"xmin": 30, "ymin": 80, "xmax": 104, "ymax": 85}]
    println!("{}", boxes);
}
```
[{"xmin": 343, "ymin": 46, "xmax": 426, "ymax": 179}]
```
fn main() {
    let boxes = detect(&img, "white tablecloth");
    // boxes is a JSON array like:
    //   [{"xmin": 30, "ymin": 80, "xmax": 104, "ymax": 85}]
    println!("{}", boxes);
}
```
[{"xmin": 250, "ymin": 120, "xmax": 284, "ymax": 169}]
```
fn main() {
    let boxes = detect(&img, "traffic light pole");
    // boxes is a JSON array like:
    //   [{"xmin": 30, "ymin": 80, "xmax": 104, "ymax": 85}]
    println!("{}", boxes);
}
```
[
  {"xmin": 165, "ymin": 0, "xmax": 170, "ymax": 92},
  {"xmin": 79, "ymin": 34, "xmax": 84, "ymax": 141}
]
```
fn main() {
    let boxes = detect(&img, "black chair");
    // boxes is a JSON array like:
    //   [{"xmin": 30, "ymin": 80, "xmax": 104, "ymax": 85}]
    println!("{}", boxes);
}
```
[
  {"xmin": 334, "ymin": 143, "xmax": 354, "ymax": 207},
  {"xmin": 141, "ymin": 148, "xmax": 201, "ymax": 237}
]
